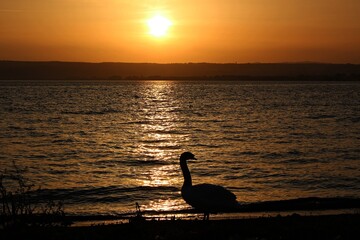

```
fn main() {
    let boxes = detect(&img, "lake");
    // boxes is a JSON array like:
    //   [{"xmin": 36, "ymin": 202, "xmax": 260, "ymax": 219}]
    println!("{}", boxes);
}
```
[{"xmin": 1, "ymin": 80, "xmax": 359, "ymax": 216}]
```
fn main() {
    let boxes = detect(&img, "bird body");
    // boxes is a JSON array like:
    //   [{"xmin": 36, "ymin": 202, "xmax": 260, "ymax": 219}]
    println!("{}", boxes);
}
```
[
  {"xmin": 179, "ymin": 152, "xmax": 239, "ymax": 219},
  {"xmin": 182, "ymin": 183, "xmax": 237, "ymax": 212}
]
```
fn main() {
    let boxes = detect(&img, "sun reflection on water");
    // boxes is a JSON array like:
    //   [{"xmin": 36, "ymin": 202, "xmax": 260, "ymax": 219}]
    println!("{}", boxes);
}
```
[
  {"xmin": 132, "ymin": 81, "xmax": 186, "ymax": 211},
  {"xmin": 136, "ymin": 164, "xmax": 181, "ymax": 187},
  {"xmin": 144, "ymin": 198, "xmax": 186, "ymax": 212}
]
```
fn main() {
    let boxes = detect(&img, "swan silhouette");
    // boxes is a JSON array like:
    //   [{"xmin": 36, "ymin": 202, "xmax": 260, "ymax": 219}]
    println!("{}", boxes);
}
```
[{"xmin": 180, "ymin": 152, "xmax": 239, "ymax": 220}]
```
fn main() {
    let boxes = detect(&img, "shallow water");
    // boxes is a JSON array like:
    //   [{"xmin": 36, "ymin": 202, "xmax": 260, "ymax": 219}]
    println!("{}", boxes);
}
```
[{"xmin": 1, "ymin": 80, "xmax": 359, "ymax": 215}]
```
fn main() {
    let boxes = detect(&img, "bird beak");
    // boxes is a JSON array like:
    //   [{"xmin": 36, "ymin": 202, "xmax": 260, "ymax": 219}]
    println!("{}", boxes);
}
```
[{"xmin": 192, "ymin": 156, "xmax": 197, "ymax": 160}]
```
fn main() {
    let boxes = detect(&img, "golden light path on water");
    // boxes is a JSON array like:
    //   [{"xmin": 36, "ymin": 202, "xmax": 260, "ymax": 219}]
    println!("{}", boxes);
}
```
[{"xmin": 132, "ymin": 81, "xmax": 186, "ymax": 212}]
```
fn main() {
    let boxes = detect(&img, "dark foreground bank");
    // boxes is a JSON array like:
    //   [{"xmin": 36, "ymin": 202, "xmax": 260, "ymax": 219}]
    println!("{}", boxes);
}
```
[{"xmin": 1, "ymin": 214, "xmax": 359, "ymax": 240}]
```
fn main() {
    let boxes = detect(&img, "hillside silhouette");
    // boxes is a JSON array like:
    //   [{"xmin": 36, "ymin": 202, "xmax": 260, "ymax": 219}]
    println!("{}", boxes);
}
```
[{"xmin": 1, "ymin": 61, "xmax": 359, "ymax": 81}]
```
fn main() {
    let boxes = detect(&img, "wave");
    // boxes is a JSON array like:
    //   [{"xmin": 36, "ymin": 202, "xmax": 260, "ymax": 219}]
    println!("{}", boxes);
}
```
[
  {"xmin": 51, "ymin": 138, "xmax": 75, "ymax": 143},
  {"xmin": 308, "ymin": 114, "xmax": 337, "ymax": 120},
  {"xmin": 61, "ymin": 109, "xmax": 122, "ymax": 115},
  {"xmin": 141, "ymin": 197, "xmax": 360, "ymax": 215},
  {"xmin": 30, "ymin": 185, "xmax": 179, "ymax": 204},
  {"xmin": 120, "ymin": 159, "xmax": 170, "ymax": 167},
  {"xmin": 262, "ymin": 150, "xmax": 302, "ymax": 160},
  {"xmin": 278, "ymin": 157, "xmax": 318, "ymax": 164},
  {"xmin": 238, "ymin": 197, "xmax": 360, "ymax": 212},
  {"xmin": 63, "ymin": 197, "xmax": 360, "ymax": 221}
]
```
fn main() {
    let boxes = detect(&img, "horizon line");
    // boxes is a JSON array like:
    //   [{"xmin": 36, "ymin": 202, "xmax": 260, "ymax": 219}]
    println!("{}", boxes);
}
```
[{"xmin": 1, "ymin": 59, "xmax": 359, "ymax": 65}]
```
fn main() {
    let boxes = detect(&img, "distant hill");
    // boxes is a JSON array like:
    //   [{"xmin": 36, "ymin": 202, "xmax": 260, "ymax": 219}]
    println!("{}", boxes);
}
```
[{"xmin": 0, "ymin": 61, "xmax": 359, "ymax": 81}]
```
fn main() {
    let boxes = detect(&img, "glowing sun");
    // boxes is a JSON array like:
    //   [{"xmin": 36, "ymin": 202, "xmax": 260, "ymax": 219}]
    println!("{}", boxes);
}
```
[{"xmin": 147, "ymin": 15, "xmax": 172, "ymax": 37}]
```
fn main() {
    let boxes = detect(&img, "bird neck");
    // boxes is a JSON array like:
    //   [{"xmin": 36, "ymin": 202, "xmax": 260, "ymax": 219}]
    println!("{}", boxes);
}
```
[{"xmin": 180, "ymin": 159, "xmax": 192, "ymax": 187}]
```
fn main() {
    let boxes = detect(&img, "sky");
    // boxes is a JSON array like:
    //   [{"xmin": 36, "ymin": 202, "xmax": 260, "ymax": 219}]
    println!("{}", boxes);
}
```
[{"xmin": 1, "ymin": 0, "xmax": 359, "ymax": 63}]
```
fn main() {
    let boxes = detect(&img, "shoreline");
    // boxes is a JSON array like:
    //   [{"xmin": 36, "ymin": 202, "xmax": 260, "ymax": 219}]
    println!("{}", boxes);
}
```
[
  {"xmin": 2, "ymin": 213, "xmax": 359, "ymax": 240},
  {"xmin": 70, "ymin": 208, "xmax": 359, "ymax": 227},
  {"xmin": 66, "ymin": 197, "xmax": 360, "ymax": 226}
]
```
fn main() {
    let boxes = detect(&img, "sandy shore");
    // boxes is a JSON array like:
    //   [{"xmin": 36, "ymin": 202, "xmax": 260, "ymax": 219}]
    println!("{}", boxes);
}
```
[{"xmin": 1, "ymin": 213, "xmax": 359, "ymax": 240}]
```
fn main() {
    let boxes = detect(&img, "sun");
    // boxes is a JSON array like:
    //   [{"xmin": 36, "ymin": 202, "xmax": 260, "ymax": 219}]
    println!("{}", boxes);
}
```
[{"xmin": 147, "ymin": 15, "xmax": 172, "ymax": 37}]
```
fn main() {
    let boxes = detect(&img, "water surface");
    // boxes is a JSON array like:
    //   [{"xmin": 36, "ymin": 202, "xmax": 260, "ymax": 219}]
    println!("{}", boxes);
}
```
[{"xmin": 1, "ymin": 80, "xmax": 359, "ymax": 215}]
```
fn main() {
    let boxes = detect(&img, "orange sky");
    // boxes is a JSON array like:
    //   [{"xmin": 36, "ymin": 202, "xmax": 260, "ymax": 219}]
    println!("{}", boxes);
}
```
[{"xmin": 1, "ymin": 0, "xmax": 359, "ymax": 63}]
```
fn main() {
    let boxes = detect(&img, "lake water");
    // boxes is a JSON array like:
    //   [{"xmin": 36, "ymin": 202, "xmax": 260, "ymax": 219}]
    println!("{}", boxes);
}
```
[{"xmin": 1, "ymin": 80, "xmax": 359, "ymax": 216}]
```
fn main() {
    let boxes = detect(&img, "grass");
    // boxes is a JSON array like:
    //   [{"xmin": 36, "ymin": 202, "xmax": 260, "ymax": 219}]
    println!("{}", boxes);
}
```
[{"xmin": 0, "ymin": 162, "xmax": 69, "ymax": 228}]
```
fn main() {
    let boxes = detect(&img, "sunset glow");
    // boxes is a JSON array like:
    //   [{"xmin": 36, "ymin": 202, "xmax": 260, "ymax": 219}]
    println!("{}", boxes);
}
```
[{"xmin": 0, "ymin": 0, "xmax": 359, "ymax": 63}]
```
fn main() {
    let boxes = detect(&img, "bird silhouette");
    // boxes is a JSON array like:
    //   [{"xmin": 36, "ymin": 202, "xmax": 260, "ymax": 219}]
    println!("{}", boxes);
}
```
[{"xmin": 180, "ymin": 152, "xmax": 239, "ymax": 220}]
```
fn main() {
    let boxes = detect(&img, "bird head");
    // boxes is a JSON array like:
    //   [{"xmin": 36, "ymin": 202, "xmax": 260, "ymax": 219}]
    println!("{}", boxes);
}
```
[{"xmin": 180, "ymin": 152, "xmax": 197, "ymax": 161}]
